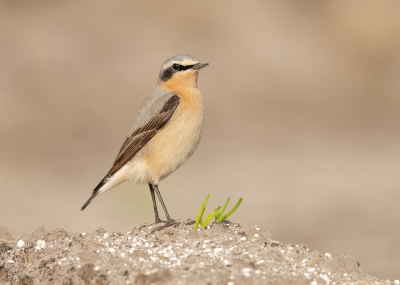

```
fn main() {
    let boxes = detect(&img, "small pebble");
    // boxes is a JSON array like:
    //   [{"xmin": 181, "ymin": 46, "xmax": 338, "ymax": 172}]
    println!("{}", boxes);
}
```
[
  {"xmin": 241, "ymin": 268, "xmax": 252, "ymax": 277},
  {"xmin": 214, "ymin": 248, "xmax": 223, "ymax": 254},
  {"xmin": 35, "ymin": 240, "xmax": 46, "ymax": 250}
]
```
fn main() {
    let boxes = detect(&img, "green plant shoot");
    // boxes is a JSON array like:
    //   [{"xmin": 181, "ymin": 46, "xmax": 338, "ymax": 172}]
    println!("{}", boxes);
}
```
[{"xmin": 194, "ymin": 193, "xmax": 243, "ymax": 229}]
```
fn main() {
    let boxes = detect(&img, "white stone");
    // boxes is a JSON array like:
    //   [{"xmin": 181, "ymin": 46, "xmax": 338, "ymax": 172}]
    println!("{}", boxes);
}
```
[
  {"xmin": 241, "ymin": 268, "xmax": 252, "ymax": 277},
  {"xmin": 320, "ymin": 274, "xmax": 330, "ymax": 282},
  {"xmin": 17, "ymin": 240, "xmax": 25, "ymax": 247},
  {"xmin": 35, "ymin": 239, "xmax": 46, "ymax": 250},
  {"xmin": 214, "ymin": 248, "xmax": 223, "ymax": 254}
]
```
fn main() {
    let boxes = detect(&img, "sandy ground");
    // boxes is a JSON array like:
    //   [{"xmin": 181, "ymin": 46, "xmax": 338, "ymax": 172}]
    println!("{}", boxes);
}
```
[{"xmin": 1, "ymin": 222, "xmax": 398, "ymax": 285}]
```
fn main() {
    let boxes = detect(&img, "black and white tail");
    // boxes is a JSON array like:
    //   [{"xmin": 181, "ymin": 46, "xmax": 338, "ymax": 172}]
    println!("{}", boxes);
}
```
[{"xmin": 80, "ymin": 176, "xmax": 109, "ymax": 211}]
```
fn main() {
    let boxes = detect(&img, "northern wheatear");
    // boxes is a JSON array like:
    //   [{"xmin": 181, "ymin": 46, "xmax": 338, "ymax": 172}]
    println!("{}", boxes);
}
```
[{"xmin": 81, "ymin": 55, "xmax": 208, "ymax": 230}]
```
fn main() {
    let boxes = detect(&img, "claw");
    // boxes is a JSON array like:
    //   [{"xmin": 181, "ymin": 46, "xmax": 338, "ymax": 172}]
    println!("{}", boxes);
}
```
[
  {"xmin": 151, "ymin": 219, "xmax": 180, "ymax": 233},
  {"xmin": 184, "ymin": 219, "xmax": 196, "ymax": 225}
]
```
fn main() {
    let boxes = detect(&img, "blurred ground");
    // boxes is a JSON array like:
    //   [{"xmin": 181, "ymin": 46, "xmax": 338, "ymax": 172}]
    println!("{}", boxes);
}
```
[{"xmin": 0, "ymin": 0, "xmax": 400, "ymax": 280}]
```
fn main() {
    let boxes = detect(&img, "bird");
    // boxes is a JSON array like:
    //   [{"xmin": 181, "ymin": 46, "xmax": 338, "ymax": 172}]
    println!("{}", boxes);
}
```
[{"xmin": 80, "ymin": 55, "xmax": 208, "ymax": 231}]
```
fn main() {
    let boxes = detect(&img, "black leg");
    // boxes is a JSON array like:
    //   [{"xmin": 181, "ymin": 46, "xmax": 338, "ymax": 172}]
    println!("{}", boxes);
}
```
[
  {"xmin": 152, "ymin": 183, "xmax": 172, "ymax": 221},
  {"xmin": 150, "ymin": 183, "xmax": 179, "ymax": 233},
  {"xmin": 148, "ymin": 183, "xmax": 163, "ymax": 223}
]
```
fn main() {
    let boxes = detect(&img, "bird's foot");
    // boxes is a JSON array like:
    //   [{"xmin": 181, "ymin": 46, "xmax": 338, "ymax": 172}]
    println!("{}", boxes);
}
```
[
  {"xmin": 184, "ymin": 219, "xmax": 196, "ymax": 225},
  {"xmin": 151, "ymin": 219, "xmax": 180, "ymax": 234},
  {"xmin": 153, "ymin": 218, "xmax": 166, "ymax": 224}
]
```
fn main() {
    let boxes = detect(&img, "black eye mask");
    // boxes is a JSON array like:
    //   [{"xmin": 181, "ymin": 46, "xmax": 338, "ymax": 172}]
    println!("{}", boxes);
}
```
[{"xmin": 160, "ymin": 64, "xmax": 196, "ymax": 82}]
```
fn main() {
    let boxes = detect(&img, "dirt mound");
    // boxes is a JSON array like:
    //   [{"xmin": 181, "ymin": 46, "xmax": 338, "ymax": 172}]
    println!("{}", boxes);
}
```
[{"xmin": 0, "ymin": 221, "xmax": 396, "ymax": 285}]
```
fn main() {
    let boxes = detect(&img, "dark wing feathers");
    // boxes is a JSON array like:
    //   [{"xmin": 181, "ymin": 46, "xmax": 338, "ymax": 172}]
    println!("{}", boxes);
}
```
[
  {"xmin": 80, "ymin": 95, "xmax": 180, "ymax": 211},
  {"xmin": 111, "ymin": 95, "xmax": 180, "ymax": 176}
]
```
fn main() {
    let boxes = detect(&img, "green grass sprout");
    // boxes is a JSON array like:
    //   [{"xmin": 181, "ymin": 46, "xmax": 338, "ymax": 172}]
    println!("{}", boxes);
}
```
[
  {"xmin": 218, "ymin": 197, "xmax": 243, "ymax": 221},
  {"xmin": 215, "ymin": 197, "xmax": 230, "ymax": 222},
  {"xmin": 195, "ymin": 193, "xmax": 210, "ymax": 229},
  {"xmin": 203, "ymin": 206, "xmax": 221, "ymax": 226},
  {"xmin": 194, "ymin": 193, "xmax": 243, "ymax": 229}
]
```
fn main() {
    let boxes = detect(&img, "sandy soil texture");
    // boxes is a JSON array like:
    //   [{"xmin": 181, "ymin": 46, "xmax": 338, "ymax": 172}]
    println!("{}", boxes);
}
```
[{"xmin": 0, "ymin": 221, "xmax": 397, "ymax": 285}]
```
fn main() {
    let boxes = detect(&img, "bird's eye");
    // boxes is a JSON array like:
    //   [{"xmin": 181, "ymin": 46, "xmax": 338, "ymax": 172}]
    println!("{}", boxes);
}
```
[{"xmin": 172, "ymin": 63, "xmax": 181, "ymax": 71}]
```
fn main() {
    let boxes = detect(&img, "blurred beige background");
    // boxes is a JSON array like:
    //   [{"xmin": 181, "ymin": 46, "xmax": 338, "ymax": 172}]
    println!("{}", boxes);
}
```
[{"xmin": 1, "ymin": 0, "xmax": 400, "ymax": 279}]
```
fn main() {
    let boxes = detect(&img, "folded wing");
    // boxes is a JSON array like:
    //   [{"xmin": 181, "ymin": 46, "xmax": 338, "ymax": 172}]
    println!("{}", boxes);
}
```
[{"xmin": 80, "ymin": 94, "xmax": 181, "ymax": 211}]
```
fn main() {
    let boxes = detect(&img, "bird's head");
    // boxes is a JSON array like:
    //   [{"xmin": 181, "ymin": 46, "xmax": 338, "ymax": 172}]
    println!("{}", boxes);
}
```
[{"xmin": 158, "ymin": 55, "xmax": 208, "ymax": 91}]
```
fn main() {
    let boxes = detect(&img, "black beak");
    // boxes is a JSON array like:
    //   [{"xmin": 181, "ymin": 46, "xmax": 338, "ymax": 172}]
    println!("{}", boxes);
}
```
[{"xmin": 192, "ymin": 63, "xmax": 209, "ymax": 70}]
